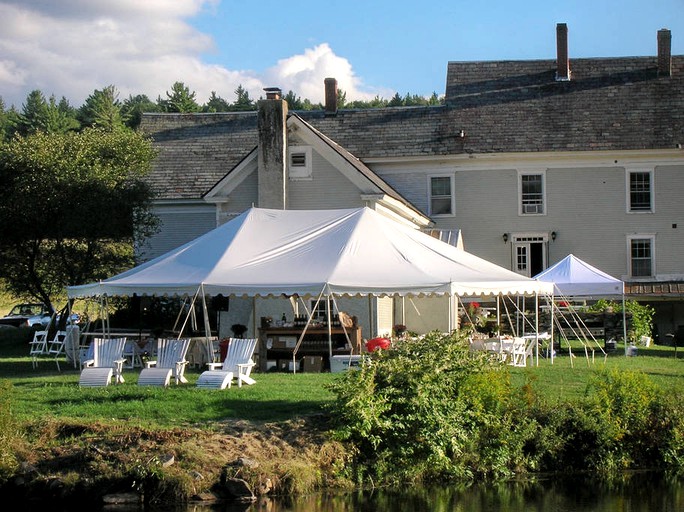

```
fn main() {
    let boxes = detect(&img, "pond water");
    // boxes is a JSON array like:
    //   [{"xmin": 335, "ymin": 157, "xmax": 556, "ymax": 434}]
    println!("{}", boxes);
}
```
[{"xmin": 203, "ymin": 471, "xmax": 683, "ymax": 512}]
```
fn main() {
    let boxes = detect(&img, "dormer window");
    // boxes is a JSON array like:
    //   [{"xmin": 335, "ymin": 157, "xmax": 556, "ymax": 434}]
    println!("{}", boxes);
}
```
[{"xmin": 288, "ymin": 145, "xmax": 312, "ymax": 179}]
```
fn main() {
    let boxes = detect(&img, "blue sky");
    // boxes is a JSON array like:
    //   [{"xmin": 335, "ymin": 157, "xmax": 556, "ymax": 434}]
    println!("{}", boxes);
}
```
[{"xmin": 1, "ymin": 0, "xmax": 682, "ymax": 109}]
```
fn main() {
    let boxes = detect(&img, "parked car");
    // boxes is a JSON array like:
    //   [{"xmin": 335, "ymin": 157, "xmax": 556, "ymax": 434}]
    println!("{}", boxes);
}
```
[{"xmin": 0, "ymin": 303, "xmax": 52, "ymax": 328}]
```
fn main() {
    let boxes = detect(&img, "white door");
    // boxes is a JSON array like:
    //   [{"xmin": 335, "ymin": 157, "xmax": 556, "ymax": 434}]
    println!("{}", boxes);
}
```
[{"xmin": 512, "ymin": 235, "xmax": 547, "ymax": 277}]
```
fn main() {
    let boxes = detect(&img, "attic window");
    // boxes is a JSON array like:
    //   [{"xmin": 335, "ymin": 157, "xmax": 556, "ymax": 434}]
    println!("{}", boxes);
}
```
[{"xmin": 288, "ymin": 145, "xmax": 312, "ymax": 179}]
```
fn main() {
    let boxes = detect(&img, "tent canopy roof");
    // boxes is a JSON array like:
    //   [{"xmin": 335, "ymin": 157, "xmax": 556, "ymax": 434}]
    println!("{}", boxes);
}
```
[
  {"xmin": 68, "ymin": 207, "xmax": 553, "ymax": 299},
  {"xmin": 534, "ymin": 253, "xmax": 624, "ymax": 297}
]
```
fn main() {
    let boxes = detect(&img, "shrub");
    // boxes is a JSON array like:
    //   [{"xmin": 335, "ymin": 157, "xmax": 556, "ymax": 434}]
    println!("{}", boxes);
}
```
[{"xmin": 326, "ymin": 331, "xmax": 539, "ymax": 483}]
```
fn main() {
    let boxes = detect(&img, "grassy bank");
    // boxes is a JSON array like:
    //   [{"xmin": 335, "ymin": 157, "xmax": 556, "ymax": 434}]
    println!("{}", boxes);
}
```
[{"xmin": 1, "ymin": 328, "xmax": 683, "ymax": 507}]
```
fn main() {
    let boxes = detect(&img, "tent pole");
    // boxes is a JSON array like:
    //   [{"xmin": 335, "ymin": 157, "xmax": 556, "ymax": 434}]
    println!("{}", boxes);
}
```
[
  {"xmin": 535, "ymin": 292, "xmax": 539, "ymax": 366},
  {"xmin": 326, "ymin": 290, "xmax": 333, "ymax": 361},
  {"xmin": 496, "ymin": 295, "xmax": 500, "ymax": 336},
  {"xmin": 293, "ymin": 287, "xmax": 325, "ymax": 373},
  {"xmin": 455, "ymin": 295, "xmax": 460, "ymax": 332},
  {"xmin": 368, "ymin": 295, "xmax": 374, "ymax": 338},
  {"xmin": 551, "ymin": 290, "xmax": 555, "ymax": 364},
  {"xmin": 200, "ymin": 285, "xmax": 214, "ymax": 363}
]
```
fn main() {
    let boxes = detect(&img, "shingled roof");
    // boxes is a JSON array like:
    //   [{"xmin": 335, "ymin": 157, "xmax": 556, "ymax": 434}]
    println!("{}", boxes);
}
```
[{"xmin": 140, "ymin": 55, "xmax": 684, "ymax": 201}]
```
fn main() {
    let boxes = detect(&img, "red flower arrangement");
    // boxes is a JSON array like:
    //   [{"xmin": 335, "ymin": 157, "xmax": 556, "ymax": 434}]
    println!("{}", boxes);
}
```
[
  {"xmin": 470, "ymin": 302, "xmax": 480, "ymax": 309},
  {"xmin": 558, "ymin": 300, "xmax": 570, "ymax": 308}
]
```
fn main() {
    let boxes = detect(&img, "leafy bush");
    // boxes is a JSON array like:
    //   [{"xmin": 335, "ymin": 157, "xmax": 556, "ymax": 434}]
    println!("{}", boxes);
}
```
[
  {"xmin": 326, "ymin": 331, "xmax": 539, "ymax": 483},
  {"xmin": 587, "ymin": 299, "xmax": 655, "ymax": 342},
  {"xmin": 327, "ymin": 332, "xmax": 684, "ymax": 485}
]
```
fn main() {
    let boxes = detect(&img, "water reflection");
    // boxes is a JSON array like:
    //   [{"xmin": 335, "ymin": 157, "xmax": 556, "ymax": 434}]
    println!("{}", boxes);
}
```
[{"xmin": 202, "ymin": 472, "xmax": 684, "ymax": 512}]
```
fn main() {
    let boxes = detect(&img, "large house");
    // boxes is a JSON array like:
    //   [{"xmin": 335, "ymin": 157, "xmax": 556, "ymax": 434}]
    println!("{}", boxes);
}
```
[{"xmin": 139, "ymin": 24, "xmax": 684, "ymax": 342}]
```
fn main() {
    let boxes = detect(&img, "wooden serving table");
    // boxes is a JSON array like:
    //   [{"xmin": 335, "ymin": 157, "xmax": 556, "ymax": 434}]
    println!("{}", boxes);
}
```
[{"xmin": 258, "ymin": 324, "xmax": 362, "ymax": 372}]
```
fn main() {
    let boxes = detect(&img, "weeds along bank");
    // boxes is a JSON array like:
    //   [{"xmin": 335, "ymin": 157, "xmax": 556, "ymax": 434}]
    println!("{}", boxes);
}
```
[
  {"xmin": 327, "ymin": 331, "xmax": 684, "ymax": 483},
  {"xmin": 1, "ymin": 331, "xmax": 684, "ymax": 508}
]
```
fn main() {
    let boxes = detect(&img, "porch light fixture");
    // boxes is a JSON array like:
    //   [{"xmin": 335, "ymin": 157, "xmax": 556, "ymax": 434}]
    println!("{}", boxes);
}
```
[
  {"xmin": 551, "ymin": 231, "xmax": 557, "ymax": 241},
  {"xmin": 502, "ymin": 233, "xmax": 509, "ymax": 243}
]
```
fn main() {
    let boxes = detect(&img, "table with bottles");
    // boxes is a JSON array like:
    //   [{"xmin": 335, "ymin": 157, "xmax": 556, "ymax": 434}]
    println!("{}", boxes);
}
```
[{"xmin": 258, "ymin": 314, "xmax": 362, "ymax": 372}]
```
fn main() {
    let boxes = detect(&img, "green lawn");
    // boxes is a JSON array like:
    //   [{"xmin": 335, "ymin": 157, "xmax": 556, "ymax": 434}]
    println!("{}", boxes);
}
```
[
  {"xmin": 510, "ymin": 343, "xmax": 684, "ymax": 401},
  {"xmin": 1, "ymin": 331, "xmax": 683, "ymax": 428}
]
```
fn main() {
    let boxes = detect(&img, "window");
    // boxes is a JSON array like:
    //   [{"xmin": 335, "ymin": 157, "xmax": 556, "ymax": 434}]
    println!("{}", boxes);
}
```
[
  {"xmin": 429, "ymin": 175, "xmax": 454, "ymax": 216},
  {"xmin": 310, "ymin": 298, "xmax": 334, "ymax": 321},
  {"xmin": 628, "ymin": 170, "xmax": 653, "ymax": 212},
  {"xmin": 519, "ymin": 172, "xmax": 545, "ymax": 215},
  {"xmin": 628, "ymin": 235, "xmax": 655, "ymax": 278},
  {"xmin": 288, "ymin": 145, "xmax": 312, "ymax": 179}
]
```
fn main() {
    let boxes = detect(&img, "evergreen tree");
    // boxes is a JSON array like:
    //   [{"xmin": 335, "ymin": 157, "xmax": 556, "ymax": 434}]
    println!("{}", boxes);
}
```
[
  {"xmin": 157, "ymin": 82, "xmax": 201, "ymax": 113},
  {"xmin": 283, "ymin": 90, "xmax": 304, "ymax": 110},
  {"xmin": 78, "ymin": 85, "xmax": 124, "ymax": 131},
  {"xmin": 388, "ymin": 92, "xmax": 404, "ymax": 107},
  {"xmin": 204, "ymin": 91, "xmax": 231, "ymax": 112},
  {"xmin": 121, "ymin": 94, "xmax": 159, "ymax": 129},
  {"xmin": 13, "ymin": 90, "xmax": 79, "ymax": 136},
  {"xmin": 230, "ymin": 85, "xmax": 255, "ymax": 111}
]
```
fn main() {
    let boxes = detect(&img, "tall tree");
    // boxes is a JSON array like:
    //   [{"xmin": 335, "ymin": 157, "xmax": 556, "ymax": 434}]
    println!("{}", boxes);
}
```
[
  {"xmin": 204, "ymin": 91, "xmax": 231, "ymax": 112},
  {"xmin": 78, "ymin": 85, "xmax": 124, "ymax": 131},
  {"xmin": 230, "ymin": 85, "xmax": 255, "ymax": 111},
  {"xmin": 0, "ymin": 97, "xmax": 7, "ymax": 141},
  {"xmin": 11, "ymin": 90, "xmax": 79, "ymax": 136},
  {"xmin": 121, "ymin": 94, "xmax": 159, "ymax": 129},
  {"xmin": 283, "ymin": 90, "xmax": 304, "ymax": 110},
  {"xmin": 157, "ymin": 82, "xmax": 201, "ymax": 113},
  {"xmin": 0, "ymin": 128, "xmax": 158, "ymax": 311}
]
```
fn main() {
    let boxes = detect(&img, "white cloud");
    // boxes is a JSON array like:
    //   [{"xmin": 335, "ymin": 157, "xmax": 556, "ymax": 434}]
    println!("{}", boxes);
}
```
[
  {"xmin": 0, "ymin": 0, "xmax": 388, "ymax": 110},
  {"xmin": 263, "ymin": 43, "xmax": 391, "ymax": 104}
]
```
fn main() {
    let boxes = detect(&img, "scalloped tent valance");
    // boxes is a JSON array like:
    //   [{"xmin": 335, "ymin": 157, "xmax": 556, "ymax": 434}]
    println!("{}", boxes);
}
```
[{"xmin": 67, "ymin": 207, "xmax": 553, "ymax": 300}]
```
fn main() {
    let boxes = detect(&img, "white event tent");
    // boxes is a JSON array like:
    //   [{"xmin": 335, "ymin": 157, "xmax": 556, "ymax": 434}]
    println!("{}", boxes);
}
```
[
  {"xmin": 67, "ymin": 207, "xmax": 553, "ymax": 362},
  {"xmin": 534, "ymin": 254, "xmax": 627, "ymax": 357},
  {"xmin": 68, "ymin": 207, "xmax": 553, "ymax": 300}
]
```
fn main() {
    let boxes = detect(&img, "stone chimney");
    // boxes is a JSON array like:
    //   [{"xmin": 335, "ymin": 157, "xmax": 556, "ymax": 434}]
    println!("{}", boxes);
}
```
[
  {"xmin": 257, "ymin": 87, "xmax": 288, "ymax": 209},
  {"xmin": 324, "ymin": 77, "xmax": 338, "ymax": 115},
  {"xmin": 555, "ymin": 23, "xmax": 570, "ymax": 81},
  {"xmin": 658, "ymin": 28, "xmax": 672, "ymax": 77}
]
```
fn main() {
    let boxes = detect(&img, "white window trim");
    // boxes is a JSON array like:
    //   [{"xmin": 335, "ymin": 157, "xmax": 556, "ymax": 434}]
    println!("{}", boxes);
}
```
[
  {"xmin": 626, "ymin": 233, "xmax": 656, "ymax": 279},
  {"xmin": 427, "ymin": 174, "xmax": 455, "ymax": 217},
  {"xmin": 288, "ymin": 145, "xmax": 312, "ymax": 180},
  {"xmin": 517, "ymin": 169, "xmax": 547, "ymax": 216},
  {"xmin": 625, "ymin": 167, "xmax": 655, "ymax": 214}
]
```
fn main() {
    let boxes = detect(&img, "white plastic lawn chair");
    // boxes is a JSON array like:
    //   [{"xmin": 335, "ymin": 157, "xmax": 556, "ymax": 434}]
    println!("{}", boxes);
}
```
[
  {"xmin": 79, "ymin": 337, "xmax": 127, "ymax": 387},
  {"xmin": 196, "ymin": 338, "xmax": 258, "ymax": 390}
]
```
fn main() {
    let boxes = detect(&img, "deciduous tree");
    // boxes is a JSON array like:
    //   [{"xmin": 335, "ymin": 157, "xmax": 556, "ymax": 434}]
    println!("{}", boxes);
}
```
[{"xmin": 0, "ymin": 128, "xmax": 158, "ymax": 312}]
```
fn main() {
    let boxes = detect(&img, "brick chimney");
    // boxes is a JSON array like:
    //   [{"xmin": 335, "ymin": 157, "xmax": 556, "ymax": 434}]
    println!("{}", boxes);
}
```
[
  {"xmin": 658, "ymin": 28, "xmax": 672, "ymax": 77},
  {"xmin": 555, "ymin": 23, "xmax": 570, "ymax": 81},
  {"xmin": 257, "ymin": 87, "xmax": 288, "ymax": 209},
  {"xmin": 324, "ymin": 77, "xmax": 338, "ymax": 115}
]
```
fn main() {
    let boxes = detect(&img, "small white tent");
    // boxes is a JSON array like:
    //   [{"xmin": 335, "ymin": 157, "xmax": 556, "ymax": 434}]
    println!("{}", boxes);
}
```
[
  {"xmin": 534, "ymin": 254, "xmax": 627, "ymax": 357},
  {"xmin": 534, "ymin": 254, "xmax": 624, "ymax": 297}
]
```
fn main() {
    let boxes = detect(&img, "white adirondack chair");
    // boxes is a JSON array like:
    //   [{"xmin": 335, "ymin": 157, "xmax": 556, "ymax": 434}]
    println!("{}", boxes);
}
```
[
  {"xmin": 79, "ymin": 337, "xmax": 127, "ymax": 387},
  {"xmin": 196, "ymin": 338, "xmax": 258, "ymax": 390},
  {"xmin": 29, "ymin": 330, "xmax": 49, "ymax": 369},
  {"xmin": 138, "ymin": 338, "xmax": 191, "ymax": 387}
]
